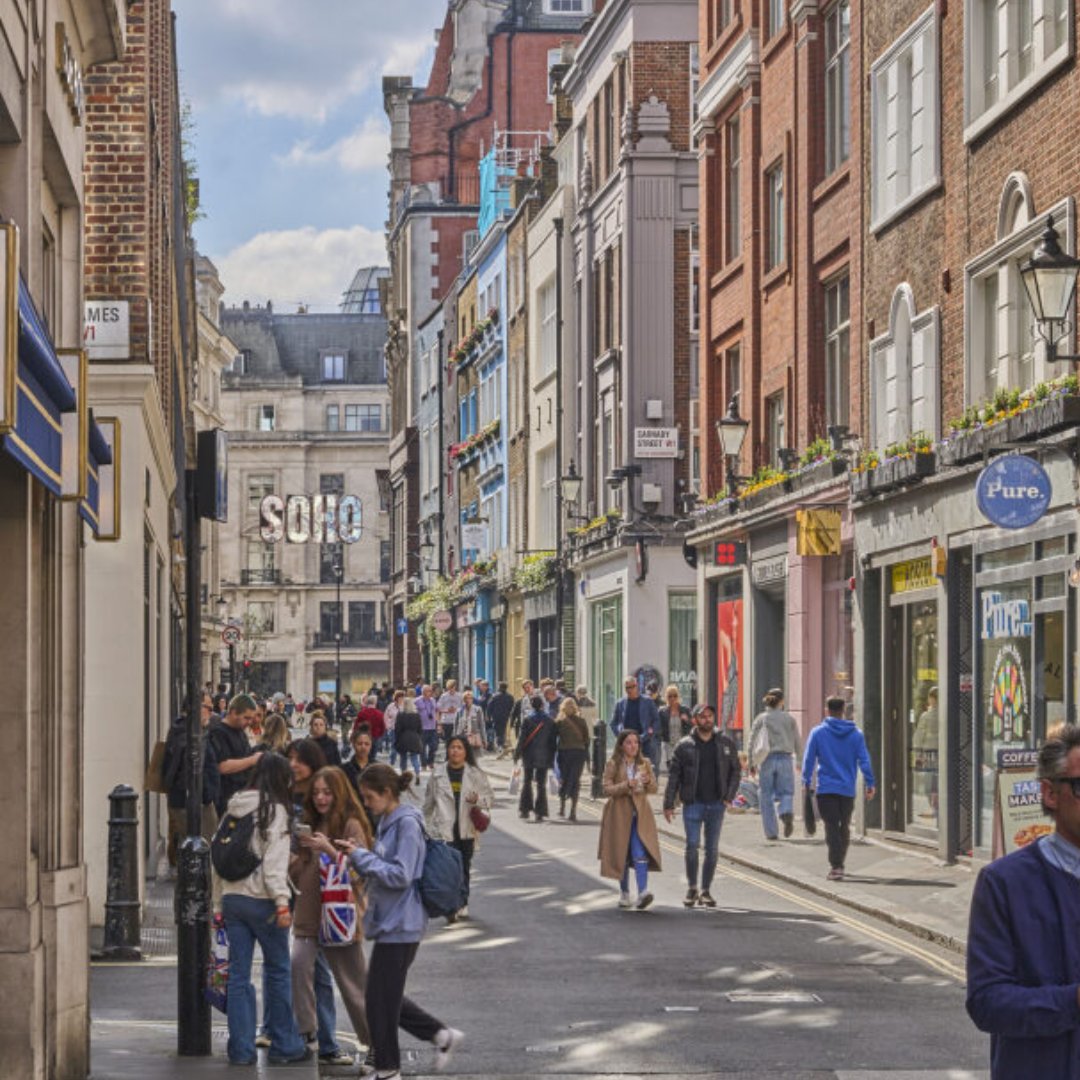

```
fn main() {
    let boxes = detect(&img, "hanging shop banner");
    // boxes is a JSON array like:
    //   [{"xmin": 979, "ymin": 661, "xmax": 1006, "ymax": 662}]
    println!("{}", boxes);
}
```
[
  {"xmin": 0, "ymin": 223, "xmax": 17, "ymax": 433},
  {"xmin": 4, "ymin": 276, "xmax": 78, "ymax": 496},
  {"xmin": 260, "ymin": 493, "xmax": 362, "ymax": 544},
  {"xmin": 716, "ymin": 597, "xmax": 743, "ymax": 733},
  {"xmin": 57, "ymin": 349, "xmax": 88, "ymax": 501},
  {"xmin": 892, "ymin": 557, "xmax": 935, "ymax": 595},
  {"xmin": 976, "ymin": 454, "xmax": 1052, "ymax": 530},
  {"xmin": 992, "ymin": 748, "xmax": 1050, "ymax": 859}
]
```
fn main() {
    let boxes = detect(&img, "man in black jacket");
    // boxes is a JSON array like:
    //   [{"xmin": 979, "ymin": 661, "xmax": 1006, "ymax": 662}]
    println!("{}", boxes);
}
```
[
  {"xmin": 663, "ymin": 703, "xmax": 741, "ymax": 909},
  {"xmin": 486, "ymin": 681, "xmax": 515, "ymax": 751}
]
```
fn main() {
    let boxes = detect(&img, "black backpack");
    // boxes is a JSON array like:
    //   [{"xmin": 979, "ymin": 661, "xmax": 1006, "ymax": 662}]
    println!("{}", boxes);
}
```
[{"xmin": 210, "ymin": 811, "xmax": 262, "ymax": 882}]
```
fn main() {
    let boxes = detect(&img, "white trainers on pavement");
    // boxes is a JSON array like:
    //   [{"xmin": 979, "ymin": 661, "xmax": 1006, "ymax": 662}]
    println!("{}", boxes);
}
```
[
  {"xmin": 618, "ymin": 891, "xmax": 633, "ymax": 908},
  {"xmin": 433, "ymin": 1027, "xmax": 464, "ymax": 1072}
]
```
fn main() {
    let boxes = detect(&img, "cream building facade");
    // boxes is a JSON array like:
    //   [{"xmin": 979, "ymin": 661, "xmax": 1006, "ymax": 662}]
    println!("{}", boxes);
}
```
[{"xmin": 219, "ymin": 290, "xmax": 391, "ymax": 699}]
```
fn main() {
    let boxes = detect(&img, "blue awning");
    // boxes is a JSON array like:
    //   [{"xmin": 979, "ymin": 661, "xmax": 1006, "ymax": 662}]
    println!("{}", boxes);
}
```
[
  {"xmin": 79, "ymin": 412, "xmax": 113, "ymax": 533},
  {"xmin": 3, "ymin": 277, "xmax": 77, "ymax": 495}
]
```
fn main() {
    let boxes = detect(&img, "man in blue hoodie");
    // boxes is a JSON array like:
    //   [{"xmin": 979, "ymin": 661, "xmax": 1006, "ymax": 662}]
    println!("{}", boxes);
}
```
[
  {"xmin": 966, "ymin": 725, "xmax": 1080, "ymax": 1079},
  {"xmin": 802, "ymin": 696, "xmax": 875, "ymax": 881}
]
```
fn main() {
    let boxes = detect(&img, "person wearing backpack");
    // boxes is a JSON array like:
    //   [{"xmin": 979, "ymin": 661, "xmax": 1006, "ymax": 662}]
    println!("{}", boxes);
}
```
[
  {"xmin": 336, "ymin": 764, "xmax": 463, "ymax": 1080},
  {"xmin": 215, "ymin": 754, "xmax": 310, "ymax": 1067}
]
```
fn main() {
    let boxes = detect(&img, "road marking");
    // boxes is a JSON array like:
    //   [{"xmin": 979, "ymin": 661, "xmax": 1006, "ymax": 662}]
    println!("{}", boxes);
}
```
[{"xmin": 571, "ymin": 799, "xmax": 966, "ymax": 983}]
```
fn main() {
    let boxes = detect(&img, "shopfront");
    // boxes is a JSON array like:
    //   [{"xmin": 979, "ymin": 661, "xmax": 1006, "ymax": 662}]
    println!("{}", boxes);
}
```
[
  {"xmin": 590, "ymin": 592, "xmax": 623, "ymax": 720},
  {"xmin": 712, "ymin": 573, "xmax": 744, "ymax": 741}
]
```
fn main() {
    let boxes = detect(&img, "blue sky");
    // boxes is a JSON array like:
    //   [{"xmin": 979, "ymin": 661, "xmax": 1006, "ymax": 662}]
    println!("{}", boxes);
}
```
[{"xmin": 175, "ymin": 0, "xmax": 448, "ymax": 310}]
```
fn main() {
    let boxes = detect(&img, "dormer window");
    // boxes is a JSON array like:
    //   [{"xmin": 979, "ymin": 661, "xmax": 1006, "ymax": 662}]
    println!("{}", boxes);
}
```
[{"xmin": 322, "ymin": 353, "xmax": 345, "ymax": 381}]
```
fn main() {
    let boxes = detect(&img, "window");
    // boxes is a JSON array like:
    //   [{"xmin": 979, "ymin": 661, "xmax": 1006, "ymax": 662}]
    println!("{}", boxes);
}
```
[
  {"xmin": 766, "ymin": 0, "xmax": 785, "ymax": 39},
  {"xmin": 711, "ymin": 0, "xmax": 734, "ymax": 41},
  {"xmin": 544, "ymin": 0, "xmax": 591, "ymax": 11},
  {"xmin": 380, "ymin": 540, "xmax": 391, "ymax": 583},
  {"xmin": 345, "ymin": 404, "xmax": 382, "ymax": 431},
  {"xmin": 247, "ymin": 473, "xmax": 275, "ymax": 512},
  {"xmin": 232, "ymin": 351, "xmax": 249, "ymax": 375},
  {"xmin": 726, "ymin": 115, "xmax": 741, "ymax": 262},
  {"xmin": 320, "ymin": 543, "xmax": 343, "ymax": 585},
  {"xmin": 966, "ymin": 199, "xmax": 1070, "ymax": 404},
  {"xmin": 871, "ymin": 7, "xmax": 940, "ymax": 230},
  {"xmin": 824, "ymin": 0, "xmax": 851, "ymax": 174},
  {"xmin": 547, "ymin": 48, "xmax": 563, "ymax": 101},
  {"xmin": 254, "ymin": 404, "xmax": 275, "ymax": 432},
  {"xmin": 245, "ymin": 540, "xmax": 276, "ymax": 577},
  {"xmin": 538, "ymin": 277, "xmax": 557, "ymax": 376},
  {"xmin": 348, "ymin": 602, "xmax": 378, "ymax": 644},
  {"xmin": 322, "ymin": 354, "xmax": 345, "ymax": 381},
  {"xmin": 41, "ymin": 222, "xmax": 57, "ymax": 333},
  {"xmin": 724, "ymin": 344, "xmax": 741, "ymax": 407},
  {"xmin": 766, "ymin": 391, "xmax": 785, "ymax": 467},
  {"xmin": 326, "ymin": 404, "xmax": 340, "ymax": 431},
  {"xmin": 765, "ymin": 162, "xmax": 785, "ymax": 271},
  {"xmin": 690, "ymin": 225, "xmax": 700, "ymax": 334},
  {"xmin": 319, "ymin": 601, "xmax": 342, "ymax": 642},
  {"xmin": 246, "ymin": 601, "xmax": 274, "ymax": 634},
  {"xmin": 965, "ymin": 0, "xmax": 1073, "ymax": 139},
  {"xmin": 536, "ymin": 447, "xmax": 557, "ymax": 550},
  {"xmin": 824, "ymin": 275, "xmax": 850, "ymax": 429},
  {"xmin": 869, "ymin": 285, "xmax": 940, "ymax": 448}
]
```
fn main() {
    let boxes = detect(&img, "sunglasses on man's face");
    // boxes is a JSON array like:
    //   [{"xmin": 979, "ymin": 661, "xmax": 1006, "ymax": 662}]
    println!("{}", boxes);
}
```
[{"xmin": 1056, "ymin": 776, "xmax": 1080, "ymax": 798}]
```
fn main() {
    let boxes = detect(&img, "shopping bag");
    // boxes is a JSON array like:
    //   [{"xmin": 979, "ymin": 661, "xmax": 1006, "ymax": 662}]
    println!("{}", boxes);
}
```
[
  {"xmin": 204, "ymin": 915, "xmax": 229, "ymax": 1013},
  {"xmin": 318, "ymin": 853, "xmax": 359, "ymax": 946},
  {"xmin": 803, "ymin": 786, "xmax": 818, "ymax": 837},
  {"xmin": 507, "ymin": 765, "xmax": 522, "ymax": 797},
  {"xmin": 144, "ymin": 740, "xmax": 168, "ymax": 794},
  {"xmin": 547, "ymin": 770, "xmax": 560, "ymax": 797}
]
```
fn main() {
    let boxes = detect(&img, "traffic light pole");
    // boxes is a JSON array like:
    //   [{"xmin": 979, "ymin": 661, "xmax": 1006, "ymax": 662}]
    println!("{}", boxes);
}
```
[{"xmin": 227, "ymin": 642, "xmax": 236, "ymax": 696}]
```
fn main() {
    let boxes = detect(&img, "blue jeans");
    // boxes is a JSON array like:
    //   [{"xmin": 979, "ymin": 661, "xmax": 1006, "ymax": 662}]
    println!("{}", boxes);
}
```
[
  {"xmin": 400, "ymin": 751, "xmax": 422, "ymax": 774},
  {"xmin": 759, "ymin": 752, "xmax": 795, "ymax": 839},
  {"xmin": 261, "ymin": 925, "xmax": 338, "ymax": 1056},
  {"xmin": 222, "ymin": 894, "xmax": 305, "ymax": 1065},
  {"xmin": 682, "ymin": 801, "xmax": 725, "ymax": 891},
  {"xmin": 422, "ymin": 729, "xmax": 439, "ymax": 767},
  {"xmin": 619, "ymin": 814, "xmax": 649, "ymax": 894}
]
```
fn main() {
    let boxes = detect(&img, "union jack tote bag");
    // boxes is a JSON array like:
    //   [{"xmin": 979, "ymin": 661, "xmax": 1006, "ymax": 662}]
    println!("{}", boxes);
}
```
[{"xmin": 318, "ymin": 852, "xmax": 359, "ymax": 947}]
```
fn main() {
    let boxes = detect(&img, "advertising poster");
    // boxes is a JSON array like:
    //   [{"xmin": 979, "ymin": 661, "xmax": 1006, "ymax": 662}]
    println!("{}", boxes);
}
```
[
  {"xmin": 717, "ymin": 598, "xmax": 743, "ymax": 734},
  {"xmin": 993, "ymin": 748, "xmax": 1051, "ymax": 858}
]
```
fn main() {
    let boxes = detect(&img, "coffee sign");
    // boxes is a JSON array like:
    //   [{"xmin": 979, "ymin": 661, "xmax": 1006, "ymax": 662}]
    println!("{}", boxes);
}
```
[
  {"xmin": 976, "ymin": 454, "xmax": 1051, "ymax": 530},
  {"xmin": 260, "ymin": 494, "xmax": 362, "ymax": 544}
]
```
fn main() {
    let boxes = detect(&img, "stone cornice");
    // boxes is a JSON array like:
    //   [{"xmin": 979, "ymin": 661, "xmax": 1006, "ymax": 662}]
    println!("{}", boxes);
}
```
[{"xmin": 695, "ymin": 29, "xmax": 760, "ymax": 133}]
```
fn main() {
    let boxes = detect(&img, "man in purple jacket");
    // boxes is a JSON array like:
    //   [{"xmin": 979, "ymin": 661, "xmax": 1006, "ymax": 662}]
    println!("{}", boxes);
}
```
[{"xmin": 966, "ymin": 724, "xmax": 1080, "ymax": 1078}]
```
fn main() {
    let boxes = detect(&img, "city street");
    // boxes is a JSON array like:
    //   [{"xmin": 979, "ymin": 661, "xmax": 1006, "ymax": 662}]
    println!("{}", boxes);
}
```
[{"xmin": 90, "ymin": 782, "xmax": 989, "ymax": 1079}]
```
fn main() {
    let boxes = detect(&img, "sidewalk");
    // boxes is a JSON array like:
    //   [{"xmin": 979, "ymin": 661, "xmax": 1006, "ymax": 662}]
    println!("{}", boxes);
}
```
[{"xmin": 480, "ymin": 753, "xmax": 978, "ymax": 955}]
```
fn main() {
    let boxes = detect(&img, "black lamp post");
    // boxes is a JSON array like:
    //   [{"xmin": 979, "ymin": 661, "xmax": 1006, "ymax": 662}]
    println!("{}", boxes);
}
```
[
  {"xmin": 333, "ymin": 559, "xmax": 343, "ymax": 721},
  {"xmin": 1019, "ymin": 215, "xmax": 1080, "ymax": 364},
  {"xmin": 715, "ymin": 392, "xmax": 750, "ymax": 493},
  {"xmin": 554, "ymin": 460, "xmax": 586, "ymax": 679}
]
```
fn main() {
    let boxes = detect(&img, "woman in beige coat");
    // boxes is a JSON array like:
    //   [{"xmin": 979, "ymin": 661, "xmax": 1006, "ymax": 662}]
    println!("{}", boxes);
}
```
[{"xmin": 598, "ymin": 730, "xmax": 662, "ymax": 909}]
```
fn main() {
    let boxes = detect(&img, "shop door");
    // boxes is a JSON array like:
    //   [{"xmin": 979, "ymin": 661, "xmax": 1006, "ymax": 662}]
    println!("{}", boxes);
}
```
[{"xmin": 752, "ymin": 586, "xmax": 786, "ymax": 712}]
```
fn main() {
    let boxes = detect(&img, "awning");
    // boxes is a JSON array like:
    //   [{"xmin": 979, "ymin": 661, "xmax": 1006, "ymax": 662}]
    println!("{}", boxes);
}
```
[
  {"xmin": 80, "ymin": 411, "xmax": 114, "ymax": 535},
  {"xmin": 3, "ymin": 276, "xmax": 78, "ymax": 495}
]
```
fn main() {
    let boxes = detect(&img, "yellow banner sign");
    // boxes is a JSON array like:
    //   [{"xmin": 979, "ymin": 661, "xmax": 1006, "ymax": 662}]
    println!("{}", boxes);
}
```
[
  {"xmin": 796, "ymin": 508, "xmax": 842, "ymax": 556},
  {"xmin": 892, "ymin": 557, "xmax": 935, "ymax": 594}
]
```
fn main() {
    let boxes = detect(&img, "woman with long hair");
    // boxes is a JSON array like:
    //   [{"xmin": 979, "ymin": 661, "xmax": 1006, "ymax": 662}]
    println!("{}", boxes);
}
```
[
  {"xmin": 422, "ymin": 735, "xmax": 494, "ymax": 920},
  {"xmin": 290, "ymin": 766, "xmax": 374, "ymax": 1068},
  {"xmin": 337, "ymin": 765, "xmax": 463, "ymax": 1080},
  {"xmin": 393, "ymin": 696, "xmax": 424, "ymax": 774},
  {"xmin": 454, "ymin": 690, "xmax": 486, "ymax": 754},
  {"xmin": 343, "ymin": 725, "xmax": 374, "ymax": 796},
  {"xmin": 308, "ymin": 711, "xmax": 342, "ymax": 767},
  {"xmin": 555, "ymin": 697, "xmax": 590, "ymax": 821},
  {"xmin": 216, "ymin": 754, "xmax": 309, "ymax": 1066},
  {"xmin": 260, "ymin": 713, "xmax": 291, "ymax": 757},
  {"xmin": 598, "ymin": 730, "xmax": 661, "ymax": 910},
  {"xmin": 658, "ymin": 684, "xmax": 692, "ymax": 774}
]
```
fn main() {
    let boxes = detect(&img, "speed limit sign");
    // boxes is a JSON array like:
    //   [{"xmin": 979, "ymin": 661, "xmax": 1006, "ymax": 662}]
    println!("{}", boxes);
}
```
[{"xmin": 221, "ymin": 625, "xmax": 242, "ymax": 646}]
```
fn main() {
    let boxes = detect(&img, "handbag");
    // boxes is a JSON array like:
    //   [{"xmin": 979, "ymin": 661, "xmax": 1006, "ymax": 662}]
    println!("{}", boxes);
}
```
[
  {"xmin": 204, "ymin": 914, "xmax": 229, "ymax": 1013},
  {"xmin": 547, "ymin": 770, "xmax": 560, "ymax": 797},
  {"xmin": 467, "ymin": 731, "xmax": 484, "ymax": 749},
  {"xmin": 507, "ymin": 765, "xmax": 522, "ymax": 797},
  {"xmin": 469, "ymin": 805, "xmax": 491, "ymax": 833},
  {"xmin": 318, "ymin": 853, "xmax": 359, "ymax": 947},
  {"xmin": 144, "ymin": 740, "xmax": 168, "ymax": 794},
  {"xmin": 749, "ymin": 721, "xmax": 771, "ymax": 769}
]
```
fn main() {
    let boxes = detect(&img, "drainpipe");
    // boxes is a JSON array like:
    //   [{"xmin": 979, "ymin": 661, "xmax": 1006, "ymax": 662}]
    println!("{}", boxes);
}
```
[
  {"xmin": 555, "ymin": 215, "xmax": 565, "ymax": 679},
  {"xmin": 436, "ymin": 327, "xmax": 446, "ymax": 576}
]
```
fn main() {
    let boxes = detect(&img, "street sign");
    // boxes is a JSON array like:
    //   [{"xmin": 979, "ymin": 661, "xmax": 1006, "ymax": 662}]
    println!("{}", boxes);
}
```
[
  {"xmin": 221, "ymin": 625, "xmax": 242, "ymax": 646},
  {"xmin": 633, "ymin": 427, "xmax": 679, "ymax": 458},
  {"xmin": 976, "ymin": 454, "xmax": 1051, "ymax": 529},
  {"xmin": 431, "ymin": 609, "xmax": 453, "ymax": 632},
  {"xmin": 396, "ymin": 617, "xmax": 409, "ymax": 636}
]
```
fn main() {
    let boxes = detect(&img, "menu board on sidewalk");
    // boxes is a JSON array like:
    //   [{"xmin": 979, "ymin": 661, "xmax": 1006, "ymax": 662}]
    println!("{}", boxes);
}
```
[{"xmin": 992, "ymin": 748, "xmax": 1052, "ymax": 858}]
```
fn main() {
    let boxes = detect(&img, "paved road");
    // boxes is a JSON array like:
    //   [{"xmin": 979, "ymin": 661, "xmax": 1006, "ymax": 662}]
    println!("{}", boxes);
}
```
[{"xmin": 91, "ymin": 784, "xmax": 990, "ymax": 1078}]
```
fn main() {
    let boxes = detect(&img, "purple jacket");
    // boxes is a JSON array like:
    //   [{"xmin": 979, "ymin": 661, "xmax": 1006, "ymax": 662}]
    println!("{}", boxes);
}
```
[
  {"xmin": 966, "ymin": 839, "xmax": 1080, "ymax": 1077},
  {"xmin": 415, "ymin": 695, "xmax": 438, "ymax": 731}
]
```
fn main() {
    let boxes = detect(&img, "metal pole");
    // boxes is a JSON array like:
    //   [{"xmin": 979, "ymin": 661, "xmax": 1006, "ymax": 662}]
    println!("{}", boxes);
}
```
[
  {"xmin": 335, "ymin": 561, "xmax": 342, "ymax": 721},
  {"xmin": 102, "ymin": 784, "xmax": 141, "ymax": 960},
  {"xmin": 228, "ymin": 641, "xmax": 235, "ymax": 697},
  {"xmin": 554, "ymin": 215, "xmax": 564, "ymax": 679},
  {"xmin": 178, "ymin": 467, "xmax": 211, "ymax": 1054},
  {"xmin": 591, "ymin": 719, "xmax": 606, "ymax": 800}
]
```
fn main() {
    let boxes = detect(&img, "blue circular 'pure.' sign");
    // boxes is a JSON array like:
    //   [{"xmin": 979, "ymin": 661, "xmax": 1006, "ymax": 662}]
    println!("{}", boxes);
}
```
[{"xmin": 976, "ymin": 454, "xmax": 1052, "ymax": 530}]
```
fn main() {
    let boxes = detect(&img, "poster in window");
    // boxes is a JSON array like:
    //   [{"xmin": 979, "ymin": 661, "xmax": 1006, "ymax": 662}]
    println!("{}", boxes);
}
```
[{"xmin": 717, "ymin": 598, "xmax": 743, "ymax": 733}]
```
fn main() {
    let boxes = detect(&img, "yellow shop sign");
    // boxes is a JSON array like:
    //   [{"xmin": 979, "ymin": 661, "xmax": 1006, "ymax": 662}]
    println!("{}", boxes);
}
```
[{"xmin": 892, "ymin": 557, "xmax": 935, "ymax": 594}]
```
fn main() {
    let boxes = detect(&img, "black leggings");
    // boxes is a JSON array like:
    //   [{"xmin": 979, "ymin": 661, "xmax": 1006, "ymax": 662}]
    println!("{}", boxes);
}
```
[
  {"xmin": 365, "ymin": 942, "xmax": 444, "ymax": 1072},
  {"xmin": 816, "ymin": 793, "xmax": 855, "ymax": 870},
  {"xmin": 557, "ymin": 748, "xmax": 588, "ymax": 801}
]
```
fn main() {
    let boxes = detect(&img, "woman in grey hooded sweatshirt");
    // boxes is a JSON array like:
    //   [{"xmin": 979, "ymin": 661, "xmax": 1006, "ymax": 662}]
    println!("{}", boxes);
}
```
[{"xmin": 747, "ymin": 688, "xmax": 802, "ymax": 840}]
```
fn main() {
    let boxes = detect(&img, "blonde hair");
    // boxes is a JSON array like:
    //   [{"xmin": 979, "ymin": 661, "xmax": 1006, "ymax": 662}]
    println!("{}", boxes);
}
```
[
  {"xmin": 664, "ymin": 684, "xmax": 680, "ymax": 699},
  {"xmin": 262, "ymin": 713, "xmax": 290, "ymax": 753},
  {"xmin": 557, "ymin": 697, "xmax": 580, "ymax": 721}
]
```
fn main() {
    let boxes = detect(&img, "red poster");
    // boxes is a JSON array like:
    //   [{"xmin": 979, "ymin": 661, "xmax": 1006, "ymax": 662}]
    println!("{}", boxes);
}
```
[{"xmin": 717, "ymin": 598, "xmax": 743, "ymax": 732}]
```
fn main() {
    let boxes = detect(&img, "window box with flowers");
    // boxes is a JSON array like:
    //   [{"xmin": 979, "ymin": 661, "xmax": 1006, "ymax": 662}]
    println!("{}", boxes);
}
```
[
  {"xmin": 690, "ymin": 487, "xmax": 739, "ymax": 523},
  {"xmin": 567, "ymin": 509, "xmax": 622, "ymax": 549},
  {"xmin": 851, "ymin": 433, "xmax": 935, "ymax": 500},
  {"xmin": 449, "ymin": 418, "xmax": 501, "ymax": 466},
  {"xmin": 789, "ymin": 439, "xmax": 848, "ymax": 491},
  {"xmin": 450, "ymin": 309, "xmax": 501, "ymax": 373},
  {"xmin": 938, "ymin": 377, "xmax": 1080, "ymax": 468},
  {"xmin": 737, "ymin": 465, "xmax": 795, "ymax": 512},
  {"xmin": 513, "ymin": 552, "xmax": 558, "ymax": 594}
]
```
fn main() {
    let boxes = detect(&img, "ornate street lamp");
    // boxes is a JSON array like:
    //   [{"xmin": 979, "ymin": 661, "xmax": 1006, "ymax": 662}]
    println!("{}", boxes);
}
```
[
  {"xmin": 560, "ymin": 459, "xmax": 583, "ymax": 507},
  {"xmin": 1019, "ymin": 215, "xmax": 1080, "ymax": 364},
  {"xmin": 715, "ymin": 392, "xmax": 749, "ymax": 493}
]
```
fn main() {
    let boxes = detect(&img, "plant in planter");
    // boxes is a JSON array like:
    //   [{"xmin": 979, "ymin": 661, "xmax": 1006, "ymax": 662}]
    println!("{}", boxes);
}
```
[
  {"xmin": 513, "ymin": 552, "xmax": 558, "ymax": 594},
  {"xmin": 738, "ymin": 464, "xmax": 793, "ymax": 504}
]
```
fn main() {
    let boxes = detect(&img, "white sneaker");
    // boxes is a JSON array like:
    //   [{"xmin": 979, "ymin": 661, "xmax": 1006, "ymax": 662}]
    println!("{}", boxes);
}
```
[
  {"xmin": 618, "ymin": 891, "xmax": 633, "ymax": 908},
  {"xmin": 433, "ymin": 1027, "xmax": 464, "ymax": 1072},
  {"xmin": 457, "ymin": 904, "xmax": 469, "ymax": 920}
]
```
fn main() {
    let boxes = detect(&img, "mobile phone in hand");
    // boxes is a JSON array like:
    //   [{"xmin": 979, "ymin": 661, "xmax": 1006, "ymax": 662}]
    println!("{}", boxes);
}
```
[{"xmin": 295, "ymin": 823, "xmax": 312, "ymax": 838}]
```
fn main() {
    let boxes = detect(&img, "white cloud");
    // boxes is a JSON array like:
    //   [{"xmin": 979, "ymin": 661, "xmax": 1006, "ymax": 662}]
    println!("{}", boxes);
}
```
[
  {"xmin": 216, "ymin": 226, "xmax": 388, "ymax": 311},
  {"xmin": 280, "ymin": 116, "xmax": 389, "ymax": 173}
]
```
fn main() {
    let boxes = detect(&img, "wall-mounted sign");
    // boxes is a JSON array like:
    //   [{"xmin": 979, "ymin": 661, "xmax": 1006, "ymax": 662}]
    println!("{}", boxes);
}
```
[
  {"xmin": 892, "ymin": 557, "xmax": 935, "ymax": 595},
  {"xmin": 634, "ymin": 427, "xmax": 679, "ymax": 458},
  {"xmin": 752, "ymin": 555, "xmax": 787, "ymax": 586},
  {"xmin": 461, "ymin": 523, "xmax": 487, "ymax": 552},
  {"xmin": 55, "ymin": 24, "xmax": 85, "ymax": 126},
  {"xmin": 981, "ymin": 591, "xmax": 1033, "ymax": 640},
  {"xmin": 430, "ymin": 610, "xmax": 453, "ymax": 633},
  {"xmin": 260, "ymin": 494, "xmax": 362, "ymax": 544},
  {"xmin": 976, "ymin": 454, "xmax": 1051, "ymax": 530},
  {"xmin": 83, "ymin": 301, "xmax": 130, "ymax": 359}
]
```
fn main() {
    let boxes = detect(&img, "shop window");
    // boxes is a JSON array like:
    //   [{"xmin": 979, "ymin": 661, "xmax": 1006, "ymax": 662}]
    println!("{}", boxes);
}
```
[
  {"xmin": 668, "ymin": 593, "xmax": 698, "ymax": 706},
  {"xmin": 591, "ymin": 595, "xmax": 624, "ymax": 721}
]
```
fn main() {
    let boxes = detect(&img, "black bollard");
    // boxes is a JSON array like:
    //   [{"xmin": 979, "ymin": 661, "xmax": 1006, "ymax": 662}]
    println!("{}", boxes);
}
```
[
  {"xmin": 591, "ymin": 720, "xmax": 607, "ymax": 800},
  {"xmin": 102, "ymin": 784, "xmax": 142, "ymax": 960},
  {"xmin": 176, "ymin": 835, "xmax": 212, "ymax": 1055}
]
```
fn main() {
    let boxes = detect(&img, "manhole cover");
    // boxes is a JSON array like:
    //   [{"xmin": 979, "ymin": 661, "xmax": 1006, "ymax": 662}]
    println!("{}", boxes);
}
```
[{"xmin": 725, "ymin": 989, "xmax": 822, "ymax": 1004}]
